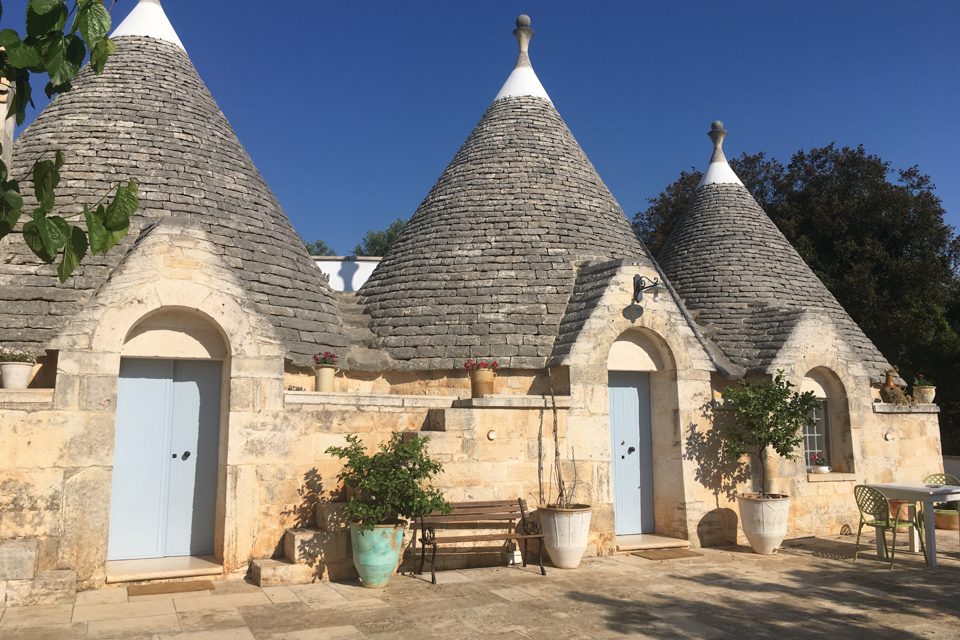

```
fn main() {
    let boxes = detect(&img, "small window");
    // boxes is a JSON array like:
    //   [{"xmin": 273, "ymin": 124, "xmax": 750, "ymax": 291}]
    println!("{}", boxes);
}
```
[{"xmin": 804, "ymin": 399, "xmax": 830, "ymax": 467}]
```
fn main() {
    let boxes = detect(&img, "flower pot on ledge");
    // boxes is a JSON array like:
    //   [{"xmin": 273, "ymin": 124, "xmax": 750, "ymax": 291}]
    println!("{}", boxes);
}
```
[
  {"xmin": 469, "ymin": 369, "xmax": 495, "ymax": 398},
  {"xmin": 315, "ymin": 366, "xmax": 337, "ymax": 392},
  {"xmin": 0, "ymin": 362, "xmax": 34, "ymax": 390},
  {"xmin": 913, "ymin": 385, "xmax": 936, "ymax": 404}
]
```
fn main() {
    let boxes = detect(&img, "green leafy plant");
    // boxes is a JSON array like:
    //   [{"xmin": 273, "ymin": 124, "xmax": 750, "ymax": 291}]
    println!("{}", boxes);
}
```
[
  {"xmin": 0, "ymin": 346, "xmax": 36, "ymax": 363},
  {"xmin": 325, "ymin": 433, "xmax": 450, "ymax": 532},
  {"xmin": 913, "ymin": 373, "xmax": 935, "ymax": 387},
  {"xmin": 715, "ymin": 370, "xmax": 817, "ymax": 497},
  {"xmin": 0, "ymin": 0, "xmax": 139, "ymax": 281}
]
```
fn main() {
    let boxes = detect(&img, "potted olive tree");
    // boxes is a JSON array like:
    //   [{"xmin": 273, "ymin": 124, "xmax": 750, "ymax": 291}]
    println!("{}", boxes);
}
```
[
  {"xmin": 326, "ymin": 433, "xmax": 449, "ymax": 587},
  {"xmin": 717, "ymin": 371, "xmax": 816, "ymax": 554}
]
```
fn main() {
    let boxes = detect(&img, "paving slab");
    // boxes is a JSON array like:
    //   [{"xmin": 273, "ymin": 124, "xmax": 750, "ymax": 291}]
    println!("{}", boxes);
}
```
[{"xmin": 86, "ymin": 613, "xmax": 180, "ymax": 639}]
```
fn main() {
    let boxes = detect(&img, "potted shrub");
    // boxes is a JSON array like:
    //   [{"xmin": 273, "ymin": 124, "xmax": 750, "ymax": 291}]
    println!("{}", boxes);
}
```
[
  {"xmin": 0, "ymin": 347, "xmax": 37, "ymax": 390},
  {"xmin": 912, "ymin": 373, "xmax": 936, "ymax": 404},
  {"xmin": 313, "ymin": 351, "xmax": 339, "ymax": 392},
  {"xmin": 809, "ymin": 452, "xmax": 831, "ymax": 474},
  {"xmin": 325, "ymin": 433, "xmax": 449, "ymax": 587},
  {"xmin": 464, "ymin": 358, "xmax": 498, "ymax": 398},
  {"xmin": 717, "ymin": 371, "xmax": 816, "ymax": 554},
  {"xmin": 539, "ymin": 392, "xmax": 591, "ymax": 569},
  {"xmin": 934, "ymin": 502, "xmax": 958, "ymax": 531}
]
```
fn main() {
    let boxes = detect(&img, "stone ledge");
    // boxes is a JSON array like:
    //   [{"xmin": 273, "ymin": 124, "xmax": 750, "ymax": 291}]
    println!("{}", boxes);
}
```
[
  {"xmin": 873, "ymin": 403, "xmax": 939, "ymax": 414},
  {"xmin": 453, "ymin": 395, "xmax": 572, "ymax": 409},
  {"xmin": 285, "ymin": 391, "xmax": 457, "ymax": 409},
  {"xmin": 0, "ymin": 388, "xmax": 55, "ymax": 409},
  {"xmin": 806, "ymin": 472, "xmax": 857, "ymax": 483}
]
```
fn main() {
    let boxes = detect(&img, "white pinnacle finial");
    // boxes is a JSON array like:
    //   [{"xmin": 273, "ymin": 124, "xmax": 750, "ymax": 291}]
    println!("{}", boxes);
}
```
[
  {"xmin": 112, "ymin": 0, "xmax": 185, "ymax": 51},
  {"xmin": 493, "ymin": 15, "xmax": 551, "ymax": 103},
  {"xmin": 698, "ymin": 120, "xmax": 744, "ymax": 187}
]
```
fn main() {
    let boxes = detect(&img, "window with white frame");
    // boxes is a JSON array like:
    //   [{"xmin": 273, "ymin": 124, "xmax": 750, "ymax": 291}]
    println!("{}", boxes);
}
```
[{"xmin": 804, "ymin": 399, "xmax": 830, "ymax": 467}]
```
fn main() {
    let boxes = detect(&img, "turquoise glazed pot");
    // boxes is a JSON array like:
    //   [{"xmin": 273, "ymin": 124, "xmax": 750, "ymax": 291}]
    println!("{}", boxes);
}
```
[{"xmin": 350, "ymin": 523, "xmax": 405, "ymax": 588}]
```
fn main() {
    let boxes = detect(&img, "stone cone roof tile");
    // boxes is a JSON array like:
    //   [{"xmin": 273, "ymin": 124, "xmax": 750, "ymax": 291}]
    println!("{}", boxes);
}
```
[
  {"xmin": 0, "ymin": 36, "xmax": 346, "ymax": 363},
  {"xmin": 359, "ymin": 94, "xmax": 653, "ymax": 370},
  {"xmin": 658, "ymin": 180, "xmax": 891, "ymax": 380}
]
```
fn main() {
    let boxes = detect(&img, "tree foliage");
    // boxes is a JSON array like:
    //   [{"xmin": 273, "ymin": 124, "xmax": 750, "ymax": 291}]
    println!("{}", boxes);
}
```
[
  {"xmin": 715, "ymin": 371, "xmax": 817, "ymax": 497},
  {"xmin": 635, "ymin": 144, "xmax": 960, "ymax": 454},
  {"xmin": 325, "ymin": 433, "xmax": 450, "ymax": 531},
  {"xmin": 303, "ymin": 238, "xmax": 336, "ymax": 256},
  {"xmin": 0, "ymin": 0, "xmax": 137, "ymax": 281},
  {"xmin": 353, "ymin": 217, "xmax": 405, "ymax": 257}
]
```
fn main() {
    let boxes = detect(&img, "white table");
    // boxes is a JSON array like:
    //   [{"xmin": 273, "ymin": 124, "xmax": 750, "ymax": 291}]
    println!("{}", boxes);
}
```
[{"xmin": 867, "ymin": 483, "xmax": 960, "ymax": 568}]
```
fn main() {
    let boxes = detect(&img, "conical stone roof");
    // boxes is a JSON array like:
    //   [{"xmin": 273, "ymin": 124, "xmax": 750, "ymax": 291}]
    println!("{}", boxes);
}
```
[
  {"xmin": 658, "ymin": 122, "xmax": 891, "ymax": 380},
  {"xmin": 358, "ymin": 16, "xmax": 652, "ymax": 370},
  {"xmin": 0, "ymin": 3, "xmax": 346, "ymax": 363}
]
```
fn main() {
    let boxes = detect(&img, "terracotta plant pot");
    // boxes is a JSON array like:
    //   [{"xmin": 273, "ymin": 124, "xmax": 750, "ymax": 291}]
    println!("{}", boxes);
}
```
[
  {"xmin": 0, "ymin": 362, "xmax": 34, "ymax": 390},
  {"xmin": 913, "ymin": 386, "xmax": 936, "ymax": 404},
  {"xmin": 469, "ymin": 369, "xmax": 495, "ymax": 398},
  {"xmin": 737, "ymin": 493, "xmax": 790, "ymax": 554},
  {"xmin": 934, "ymin": 509, "xmax": 959, "ymax": 531},
  {"xmin": 315, "ymin": 366, "xmax": 336, "ymax": 392},
  {"xmin": 539, "ymin": 504, "xmax": 592, "ymax": 569}
]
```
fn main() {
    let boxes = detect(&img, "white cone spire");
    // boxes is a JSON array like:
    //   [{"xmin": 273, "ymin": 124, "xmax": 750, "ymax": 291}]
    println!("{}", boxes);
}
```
[
  {"xmin": 112, "ymin": 0, "xmax": 185, "ymax": 51},
  {"xmin": 494, "ymin": 15, "xmax": 551, "ymax": 103},
  {"xmin": 698, "ymin": 121, "xmax": 744, "ymax": 187}
]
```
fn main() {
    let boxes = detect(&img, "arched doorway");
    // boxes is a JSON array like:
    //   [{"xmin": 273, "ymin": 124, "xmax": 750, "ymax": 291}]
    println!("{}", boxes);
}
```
[
  {"xmin": 108, "ymin": 309, "xmax": 228, "ymax": 561},
  {"xmin": 607, "ymin": 330, "xmax": 675, "ymax": 535}
]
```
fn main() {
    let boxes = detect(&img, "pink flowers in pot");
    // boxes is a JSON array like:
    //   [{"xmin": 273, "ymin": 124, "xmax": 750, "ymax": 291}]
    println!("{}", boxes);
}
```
[
  {"xmin": 313, "ymin": 352, "xmax": 338, "ymax": 367},
  {"xmin": 464, "ymin": 358, "xmax": 499, "ymax": 371}
]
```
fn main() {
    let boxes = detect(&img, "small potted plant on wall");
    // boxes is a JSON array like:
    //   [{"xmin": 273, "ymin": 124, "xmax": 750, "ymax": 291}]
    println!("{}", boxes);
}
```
[
  {"xmin": 0, "ymin": 347, "xmax": 37, "ymax": 390},
  {"xmin": 912, "ymin": 373, "xmax": 936, "ymax": 404},
  {"xmin": 325, "ymin": 433, "xmax": 449, "ymax": 588},
  {"xmin": 809, "ymin": 452, "xmax": 831, "ymax": 474},
  {"xmin": 313, "ymin": 351, "xmax": 338, "ymax": 393},
  {"xmin": 934, "ymin": 502, "xmax": 959, "ymax": 531},
  {"xmin": 464, "ymin": 358, "xmax": 499, "ymax": 398},
  {"xmin": 717, "ymin": 371, "xmax": 816, "ymax": 554}
]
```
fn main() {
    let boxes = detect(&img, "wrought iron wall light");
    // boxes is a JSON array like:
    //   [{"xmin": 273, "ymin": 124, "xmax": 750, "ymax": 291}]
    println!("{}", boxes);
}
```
[{"xmin": 633, "ymin": 274, "xmax": 667, "ymax": 304}]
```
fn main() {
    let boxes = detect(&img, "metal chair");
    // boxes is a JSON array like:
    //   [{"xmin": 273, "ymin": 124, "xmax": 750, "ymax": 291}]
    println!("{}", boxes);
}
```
[{"xmin": 853, "ymin": 485, "xmax": 926, "ymax": 569}]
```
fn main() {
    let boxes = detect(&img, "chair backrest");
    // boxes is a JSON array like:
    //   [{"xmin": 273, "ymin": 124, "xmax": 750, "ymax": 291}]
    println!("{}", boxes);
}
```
[
  {"xmin": 923, "ymin": 473, "xmax": 960, "ymax": 486},
  {"xmin": 854, "ymin": 485, "xmax": 889, "ymax": 520}
]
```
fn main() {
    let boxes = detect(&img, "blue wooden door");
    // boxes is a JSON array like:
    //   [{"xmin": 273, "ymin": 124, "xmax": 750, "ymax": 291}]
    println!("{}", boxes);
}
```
[
  {"xmin": 608, "ymin": 371, "xmax": 654, "ymax": 534},
  {"xmin": 108, "ymin": 359, "xmax": 221, "ymax": 560}
]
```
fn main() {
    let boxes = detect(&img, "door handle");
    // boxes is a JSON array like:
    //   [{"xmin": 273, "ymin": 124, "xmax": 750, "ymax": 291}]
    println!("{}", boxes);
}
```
[
  {"xmin": 627, "ymin": 446, "xmax": 636, "ymax": 455},
  {"xmin": 181, "ymin": 451, "xmax": 191, "ymax": 461}
]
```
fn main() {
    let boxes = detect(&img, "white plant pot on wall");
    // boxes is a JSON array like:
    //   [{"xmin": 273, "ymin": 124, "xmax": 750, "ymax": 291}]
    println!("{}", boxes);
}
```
[
  {"xmin": 539, "ymin": 505, "xmax": 592, "ymax": 569},
  {"xmin": 0, "ymin": 362, "xmax": 33, "ymax": 390},
  {"xmin": 737, "ymin": 493, "xmax": 790, "ymax": 555}
]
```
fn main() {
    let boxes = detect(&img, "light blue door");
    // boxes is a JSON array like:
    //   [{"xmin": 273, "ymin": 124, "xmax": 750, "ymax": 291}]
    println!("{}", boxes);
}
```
[
  {"xmin": 108, "ymin": 359, "xmax": 221, "ymax": 560},
  {"xmin": 609, "ymin": 371, "xmax": 654, "ymax": 534}
]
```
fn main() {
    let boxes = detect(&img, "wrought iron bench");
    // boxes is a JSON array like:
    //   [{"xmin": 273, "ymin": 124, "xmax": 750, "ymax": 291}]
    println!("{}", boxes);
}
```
[{"xmin": 414, "ymin": 498, "xmax": 545, "ymax": 584}]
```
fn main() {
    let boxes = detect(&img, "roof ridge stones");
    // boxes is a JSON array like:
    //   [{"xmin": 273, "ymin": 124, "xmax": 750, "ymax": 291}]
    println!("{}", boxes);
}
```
[
  {"xmin": 658, "ymin": 123, "xmax": 891, "ymax": 381},
  {"xmin": 0, "ymin": 36, "xmax": 346, "ymax": 364}
]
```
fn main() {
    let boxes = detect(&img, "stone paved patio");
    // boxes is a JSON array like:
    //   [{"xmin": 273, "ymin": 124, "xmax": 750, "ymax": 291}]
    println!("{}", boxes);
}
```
[{"xmin": 2, "ymin": 532, "xmax": 958, "ymax": 640}]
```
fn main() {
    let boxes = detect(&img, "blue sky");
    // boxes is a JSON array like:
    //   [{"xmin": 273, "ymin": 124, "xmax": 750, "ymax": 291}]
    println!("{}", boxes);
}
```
[{"xmin": 8, "ymin": 1, "xmax": 960, "ymax": 254}]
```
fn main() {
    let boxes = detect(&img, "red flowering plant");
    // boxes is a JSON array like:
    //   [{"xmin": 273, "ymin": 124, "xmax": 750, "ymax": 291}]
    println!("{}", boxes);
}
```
[
  {"xmin": 464, "ymin": 358, "xmax": 499, "ymax": 371},
  {"xmin": 810, "ymin": 452, "xmax": 828, "ymax": 467},
  {"xmin": 313, "ymin": 351, "xmax": 338, "ymax": 367}
]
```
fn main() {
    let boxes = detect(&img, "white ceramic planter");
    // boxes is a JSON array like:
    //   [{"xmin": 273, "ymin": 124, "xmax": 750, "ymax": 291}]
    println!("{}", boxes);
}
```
[
  {"xmin": 737, "ymin": 493, "xmax": 790, "ymax": 555},
  {"xmin": 0, "ymin": 362, "xmax": 33, "ymax": 390},
  {"xmin": 539, "ymin": 505, "xmax": 592, "ymax": 569},
  {"xmin": 913, "ymin": 386, "xmax": 936, "ymax": 404},
  {"xmin": 809, "ymin": 465, "xmax": 831, "ymax": 474},
  {"xmin": 315, "ymin": 366, "xmax": 336, "ymax": 392}
]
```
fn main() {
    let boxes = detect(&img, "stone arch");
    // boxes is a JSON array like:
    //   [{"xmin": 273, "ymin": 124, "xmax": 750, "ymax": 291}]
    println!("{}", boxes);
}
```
[
  {"xmin": 801, "ymin": 366, "xmax": 854, "ymax": 473},
  {"xmin": 122, "ymin": 306, "xmax": 231, "ymax": 360}
]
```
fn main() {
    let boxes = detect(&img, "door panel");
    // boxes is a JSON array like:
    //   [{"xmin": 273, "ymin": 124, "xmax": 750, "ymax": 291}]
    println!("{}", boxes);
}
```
[
  {"xmin": 608, "ymin": 371, "xmax": 654, "ymax": 535},
  {"xmin": 164, "ymin": 361, "xmax": 221, "ymax": 556},
  {"xmin": 109, "ymin": 358, "xmax": 221, "ymax": 561},
  {"xmin": 109, "ymin": 359, "xmax": 174, "ymax": 560}
]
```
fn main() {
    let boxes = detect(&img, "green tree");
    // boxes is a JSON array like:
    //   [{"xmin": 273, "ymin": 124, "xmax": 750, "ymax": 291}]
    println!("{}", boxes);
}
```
[
  {"xmin": 304, "ymin": 238, "xmax": 336, "ymax": 256},
  {"xmin": 0, "ymin": 0, "xmax": 138, "ymax": 281},
  {"xmin": 635, "ymin": 144, "xmax": 960, "ymax": 454},
  {"xmin": 353, "ymin": 217, "xmax": 405, "ymax": 257}
]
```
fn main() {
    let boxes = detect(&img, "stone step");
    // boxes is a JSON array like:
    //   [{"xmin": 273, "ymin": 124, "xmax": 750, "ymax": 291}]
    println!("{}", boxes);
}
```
[
  {"xmin": 249, "ymin": 558, "xmax": 316, "ymax": 587},
  {"xmin": 5, "ymin": 569, "xmax": 77, "ymax": 606},
  {"xmin": 615, "ymin": 534, "xmax": 690, "ymax": 553},
  {"xmin": 284, "ymin": 528, "xmax": 350, "ymax": 566}
]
